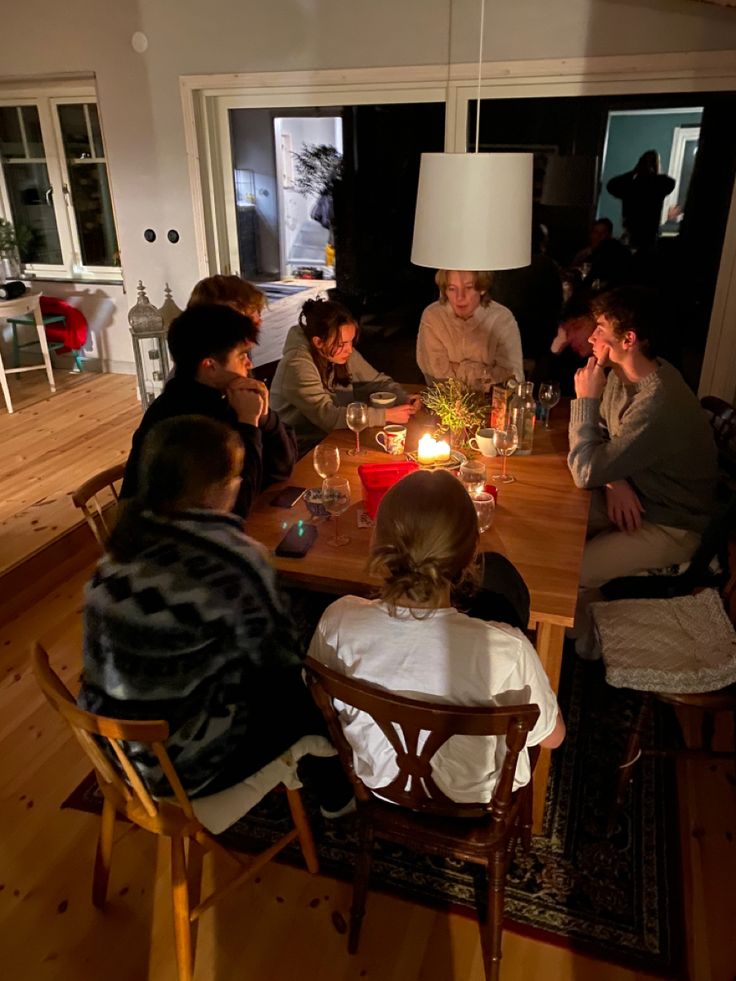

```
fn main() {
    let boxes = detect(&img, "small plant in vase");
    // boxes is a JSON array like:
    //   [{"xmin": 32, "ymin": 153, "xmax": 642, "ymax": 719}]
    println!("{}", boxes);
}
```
[
  {"xmin": 422, "ymin": 379, "xmax": 487, "ymax": 451},
  {"xmin": 0, "ymin": 218, "xmax": 29, "ymax": 280}
]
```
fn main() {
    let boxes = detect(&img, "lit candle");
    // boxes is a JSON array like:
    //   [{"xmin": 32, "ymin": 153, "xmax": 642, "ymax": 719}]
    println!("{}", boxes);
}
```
[
  {"xmin": 434, "ymin": 440, "xmax": 451, "ymax": 463},
  {"xmin": 417, "ymin": 433, "xmax": 437, "ymax": 465}
]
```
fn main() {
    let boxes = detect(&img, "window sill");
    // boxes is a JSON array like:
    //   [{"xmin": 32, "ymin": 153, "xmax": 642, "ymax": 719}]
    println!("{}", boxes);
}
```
[{"xmin": 24, "ymin": 274, "xmax": 124, "ymax": 288}]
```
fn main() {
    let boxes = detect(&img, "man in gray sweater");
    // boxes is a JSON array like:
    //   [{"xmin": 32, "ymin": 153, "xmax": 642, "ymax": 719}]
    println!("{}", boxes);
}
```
[{"xmin": 568, "ymin": 286, "xmax": 717, "ymax": 596}]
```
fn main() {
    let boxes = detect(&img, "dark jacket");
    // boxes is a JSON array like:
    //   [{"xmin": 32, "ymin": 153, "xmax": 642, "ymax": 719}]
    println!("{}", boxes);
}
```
[{"xmin": 121, "ymin": 376, "xmax": 297, "ymax": 518}]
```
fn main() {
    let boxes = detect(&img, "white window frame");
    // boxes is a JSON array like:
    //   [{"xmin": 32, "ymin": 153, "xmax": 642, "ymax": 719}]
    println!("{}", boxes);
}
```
[{"xmin": 0, "ymin": 83, "xmax": 122, "ymax": 283}]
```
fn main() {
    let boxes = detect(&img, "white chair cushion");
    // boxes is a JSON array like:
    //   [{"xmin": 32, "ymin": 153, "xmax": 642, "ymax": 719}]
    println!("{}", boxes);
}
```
[
  {"xmin": 591, "ymin": 588, "xmax": 736, "ymax": 694},
  {"xmin": 192, "ymin": 734, "xmax": 336, "ymax": 834}
]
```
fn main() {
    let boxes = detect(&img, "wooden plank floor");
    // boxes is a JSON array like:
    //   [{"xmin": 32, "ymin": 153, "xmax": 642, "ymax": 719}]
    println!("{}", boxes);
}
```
[{"xmin": 0, "ymin": 371, "xmax": 139, "ymax": 579}]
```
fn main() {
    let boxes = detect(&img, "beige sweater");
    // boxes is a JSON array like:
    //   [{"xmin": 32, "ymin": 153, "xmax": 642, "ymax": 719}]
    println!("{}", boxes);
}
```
[{"xmin": 416, "ymin": 300, "xmax": 524, "ymax": 388}]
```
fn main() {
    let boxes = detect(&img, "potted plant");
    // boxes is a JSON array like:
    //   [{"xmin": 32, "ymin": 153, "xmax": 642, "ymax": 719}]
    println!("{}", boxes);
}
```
[{"xmin": 422, "ymin": 379, "xmax": 488, "ymax": 451}]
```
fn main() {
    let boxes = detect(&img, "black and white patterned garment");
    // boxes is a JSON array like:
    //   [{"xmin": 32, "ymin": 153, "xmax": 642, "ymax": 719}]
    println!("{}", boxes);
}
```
[{"xmin": 79, "ymin": 510, "xmax": 309, "ymax": 798}]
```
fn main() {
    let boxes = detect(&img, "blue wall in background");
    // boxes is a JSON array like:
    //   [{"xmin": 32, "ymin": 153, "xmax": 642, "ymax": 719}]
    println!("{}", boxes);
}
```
[{"xmin": 598, "ymin": 109, "xmax": 702, "ymax": 237}]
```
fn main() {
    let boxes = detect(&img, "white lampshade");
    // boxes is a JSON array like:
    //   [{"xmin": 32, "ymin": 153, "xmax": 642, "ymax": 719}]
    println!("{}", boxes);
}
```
[{"xmin": 411, "ymin": 152, "xmax": 533, "ymax": 271}]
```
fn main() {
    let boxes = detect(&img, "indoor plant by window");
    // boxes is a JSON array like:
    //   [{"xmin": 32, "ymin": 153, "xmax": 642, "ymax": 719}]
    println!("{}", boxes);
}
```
[{"xmin": 0, "ymin": 218, "xmax": 27, "ymax": 281}]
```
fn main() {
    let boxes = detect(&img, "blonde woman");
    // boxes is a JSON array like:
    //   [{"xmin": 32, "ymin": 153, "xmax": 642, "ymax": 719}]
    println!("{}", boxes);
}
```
[
  {"xmin": 416, "ymin": 269, "xmax": 523, "ymax": 389},
  {"xmin": 188, "ymin": 274, "xmax": 267, "ymax": 333},
  {"xmin": 308, "ymin": 469, "xmax": 564, "ymax": 803}
]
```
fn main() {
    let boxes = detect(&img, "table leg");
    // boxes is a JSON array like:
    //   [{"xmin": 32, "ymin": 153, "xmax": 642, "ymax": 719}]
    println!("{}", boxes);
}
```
[
  {"xmin": 33, "ymin": 302, "xmax": 56, "ymax": 394},
  {"xmin": 0, "ymin": 346, "xmax": 13, "ymax": 413},
  {"xmin": 532, "ymin": 620, "xmax": 565, "ymax": 835}
]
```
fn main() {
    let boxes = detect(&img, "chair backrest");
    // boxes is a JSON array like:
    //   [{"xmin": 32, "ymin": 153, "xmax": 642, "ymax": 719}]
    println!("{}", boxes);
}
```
[
  {"xmin": 303, "ymin": 656, "xmax": 540, "ymax": 825},
  {"xmin": 31, "ymin": 642, "xmax": 194, "ymax": 824},
  {"xmin": 701, "ymin": 395, "xmax": 736, "ymax": 480},
  {"xmin": 70, "ymin": 462, "xmax": 126, "ymax": 547}
]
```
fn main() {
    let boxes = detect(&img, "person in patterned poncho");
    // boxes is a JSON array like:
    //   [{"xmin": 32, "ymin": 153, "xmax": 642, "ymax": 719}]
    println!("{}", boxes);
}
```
[{"xmin": 80, "ymin": 415, "xmax": 350, "ymax": 810}]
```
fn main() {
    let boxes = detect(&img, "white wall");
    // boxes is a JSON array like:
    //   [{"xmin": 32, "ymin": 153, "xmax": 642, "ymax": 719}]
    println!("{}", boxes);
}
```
[{"xmin": 1, "ymin": 0, "xmax": 736, "ymax": 370}]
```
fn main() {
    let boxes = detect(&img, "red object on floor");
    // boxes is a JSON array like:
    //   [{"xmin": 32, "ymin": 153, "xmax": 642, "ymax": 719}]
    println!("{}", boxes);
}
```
[
  {"xmin": 39, "ymin": 296, "xmax": 88, "ymax": 353},
  {"xmin": 358, "ymin": 462, "xmax": 419, "ymax": 520}
]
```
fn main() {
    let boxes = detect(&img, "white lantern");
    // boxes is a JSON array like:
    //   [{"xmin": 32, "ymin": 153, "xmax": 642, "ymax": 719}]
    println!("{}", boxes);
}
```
[{"xmin": 128, "ymin": 281, "xmax": 170, "ymax": 409}]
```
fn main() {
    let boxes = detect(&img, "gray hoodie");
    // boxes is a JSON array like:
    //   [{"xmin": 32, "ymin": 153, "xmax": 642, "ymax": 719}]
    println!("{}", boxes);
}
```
[{"xmin": 270, "ymin": 324, "xmax": 409, "ymax": 455}]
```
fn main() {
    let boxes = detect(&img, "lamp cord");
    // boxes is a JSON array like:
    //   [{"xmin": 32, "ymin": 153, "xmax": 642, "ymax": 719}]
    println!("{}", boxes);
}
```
[{"xmin": 474, "ymin": 0, "xmax": 486, "ymax": 153}]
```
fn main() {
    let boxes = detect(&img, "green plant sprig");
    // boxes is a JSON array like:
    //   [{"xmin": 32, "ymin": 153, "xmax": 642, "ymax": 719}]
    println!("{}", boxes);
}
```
[{"xmin": 421, "ymin": 379, "xmax": 487, "ymax": 438}]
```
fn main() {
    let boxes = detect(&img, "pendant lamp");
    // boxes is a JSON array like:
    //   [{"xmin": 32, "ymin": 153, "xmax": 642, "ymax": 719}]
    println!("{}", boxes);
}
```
[{"xmin": 411, "ymin": 0, "xmax": 533, "ymax": 272}]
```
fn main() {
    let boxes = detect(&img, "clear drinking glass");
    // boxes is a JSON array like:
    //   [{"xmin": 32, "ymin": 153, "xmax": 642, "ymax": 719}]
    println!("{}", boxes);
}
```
[
  {"xmin": 492, "ymin": 425, "xmax": 519, "ymax": 484},
  {"xmin": 473, "ymin": 492, "xmax": 496, "ymax": 533},
  {"xmin": 313, "ymin": 444, "xmax": 341, "ymax": 479},
  {"xmin": 322, "ymin": 476, "xmax": 351, "ymax": 547},
  {"xmin": 538, "ymin": 381, "xmax": 561, "ymax": 430},
  {"xmin": 459, "ymin": 460, "xmax": 486, "ymax": 498},
  {"xmin": 346, "ymin": 402, "xmax": 369, "ymax": 456}
]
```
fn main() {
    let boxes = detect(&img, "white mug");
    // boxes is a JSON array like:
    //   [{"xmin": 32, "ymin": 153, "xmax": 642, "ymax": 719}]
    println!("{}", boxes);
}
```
[
  {"xmin": 469, "ymin": 428, "xmax": 497, "ymax": 457},
  {"xmin": 375, "ymin": 424, "xmax": 407, "ymax": 455}
]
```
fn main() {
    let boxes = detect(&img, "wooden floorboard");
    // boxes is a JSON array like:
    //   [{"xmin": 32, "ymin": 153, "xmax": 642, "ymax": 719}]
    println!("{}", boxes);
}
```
[{"xmin": 0, "ymin": 371, "xmax": 139, "ymax": 578}]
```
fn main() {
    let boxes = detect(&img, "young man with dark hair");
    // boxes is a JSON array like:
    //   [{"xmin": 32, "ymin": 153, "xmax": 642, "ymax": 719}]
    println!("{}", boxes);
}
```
[
  {"xmin": 567, "ymin": 286, "xmax": 717, "ymax": 637},
  {"xmin": 121, "ymin": 304, "xmax": 297, "ymax": 519}
]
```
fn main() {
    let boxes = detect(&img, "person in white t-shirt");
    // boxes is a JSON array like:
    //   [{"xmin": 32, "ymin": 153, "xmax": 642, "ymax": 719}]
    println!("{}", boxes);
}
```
[
  {"xmin": 307, "ymin": 470, "xmax": 565, "ymax": 804},
  {"xmin": 416, "ymin": 269, "xmax": 524, "ymax": 390}
]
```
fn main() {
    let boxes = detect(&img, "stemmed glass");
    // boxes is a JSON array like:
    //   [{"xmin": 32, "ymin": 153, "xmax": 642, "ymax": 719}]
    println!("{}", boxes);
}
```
[
  {"xmin": 538, "ymin": 381, "xmax": 561, "ymax": 430},
  {"xmin": 322, "ymin": 476, "xmax": 351, "ymax": 547},
  {"xmin": 473, "ymin": 492, "xmax": 496, "ymax": 533},
  {"xmin": 492, "ymin": 425, "xmax": 519, "ymax": 484},
  {"xmin": 313, "ymin": 444, "xmax": 341, "ymax": 479},
  {"xmin": 346, "ymin": 402, "xmax": 369, "ymax": 456}
]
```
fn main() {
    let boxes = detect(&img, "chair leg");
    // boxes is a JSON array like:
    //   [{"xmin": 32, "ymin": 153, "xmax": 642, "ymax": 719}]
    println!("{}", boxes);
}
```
[
  {"xmin": 285, "ymin": 788, "xmax": 319, "ymax": 874},
  {"xmin": 481, "ymin": 851, "xmax": 508, "ymax": 981},
  {"xmin": 92, "ymin": 796, "xmax": 116, "ymax": 910},
  {"xmin": 170, "ymin": 834, "xmax": 193, "ymax": 981},
  {"xmin": 348, "ymin": 817, "xmax": 374, "ymax": 955},
  {"xmin": 519, "ymin": 781, "xmax": 533, "ymax": 854},
  {"xmin": 609, "ymin": 693, "xmax": 652, "ymax": 833}
]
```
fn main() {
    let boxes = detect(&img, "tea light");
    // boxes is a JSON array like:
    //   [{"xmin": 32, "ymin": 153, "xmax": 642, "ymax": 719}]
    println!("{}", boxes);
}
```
[{"xmin": 417, "ymin": 434, "xmax": 452, "ymax": 465}]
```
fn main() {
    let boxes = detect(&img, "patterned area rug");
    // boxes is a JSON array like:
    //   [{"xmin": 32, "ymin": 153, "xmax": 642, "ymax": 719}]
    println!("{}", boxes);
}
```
[{"xmin": 62, "ymin": 655, "xmax": 683, "ymax": 976}]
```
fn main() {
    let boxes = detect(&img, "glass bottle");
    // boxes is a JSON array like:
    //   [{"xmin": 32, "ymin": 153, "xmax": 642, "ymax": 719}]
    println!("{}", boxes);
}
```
[{"xmin": 509, "ymin": 381, "xmax": 536, "ymax": 456}]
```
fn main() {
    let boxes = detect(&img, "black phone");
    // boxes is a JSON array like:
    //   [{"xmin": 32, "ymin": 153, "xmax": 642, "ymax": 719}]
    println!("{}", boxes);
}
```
[
  {"xmin": 269, "ymin": 485, "xmax": 307, "ymax": 509},
  {"xmin": 274, "ymin": 521, "xmax": 318, "ymax": 558}
]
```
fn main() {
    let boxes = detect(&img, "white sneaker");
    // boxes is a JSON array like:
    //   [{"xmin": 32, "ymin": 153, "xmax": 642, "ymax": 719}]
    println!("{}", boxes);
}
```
[{"xmin": 320, "ymin": 797, "xmax": 357, "ymax": 819}]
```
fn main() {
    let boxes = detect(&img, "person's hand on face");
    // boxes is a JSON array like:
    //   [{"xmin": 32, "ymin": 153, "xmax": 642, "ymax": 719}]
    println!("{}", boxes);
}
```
[
  {"xmin": 574, "ymin": 356, "xmax": 607, "ymax": 399},
  {"xmin": 386, "ymin": 404, "xmax": 413, "ymax": 424},
  {"xmin": 605, "ymin": 480, "xmax": 644, "ymax": 533},
  {"xmin": 226, "ymin": 377, "xmax": 266, "ymax": 426}
]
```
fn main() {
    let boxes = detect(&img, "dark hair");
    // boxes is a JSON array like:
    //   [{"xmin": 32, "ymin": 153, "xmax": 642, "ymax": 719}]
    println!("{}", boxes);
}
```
[
  {"xmin": 368, "ymin": 470, "xmax": 479, "ymax": 617},
  {"xmin": 167, "ymin": 304, "xmax": 257, "ymax": 378},
  {"xmin": 109, "ymin": 416, "xmax": 244, "ymax": 562},
  {"xmin": 593, "ymin": 217, "xmax": 613, "ymax": 235},
  {"xmin": 299, "ymin": 298, "xmax": 358, "ymax": 387},
  {"xmin": 590, "ymin": 286, "xmax": 659, "ymax": 358}
]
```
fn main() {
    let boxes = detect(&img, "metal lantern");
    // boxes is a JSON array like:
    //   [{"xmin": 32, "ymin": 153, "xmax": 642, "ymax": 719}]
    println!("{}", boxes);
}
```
[
  {"xmin": 158, "ymin": 282, "xmax": 183, "ymax": 330},
  {"xmin": 128, "ymin": 280, "xmax": 170, "ymax": 409}
]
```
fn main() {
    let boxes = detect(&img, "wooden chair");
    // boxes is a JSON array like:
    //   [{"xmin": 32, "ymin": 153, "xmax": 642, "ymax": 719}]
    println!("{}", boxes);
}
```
[
  {"xmin": 303, "ymin": 656, "xmax": 540, "ymax": 981},
  {"xmin": 32, "ymin": 643, "xmax": 319, "ymax": 981},
  {"xmin": 701, "ymin": 395, "xmax": 736, "ymax": 479},
  {"xmin": 593, "ymin": 540, "xmax": 736, "ymax": 825},
  {"xmin": 70, "ymin": 463, "xmax": 126, "ymax": 547}
]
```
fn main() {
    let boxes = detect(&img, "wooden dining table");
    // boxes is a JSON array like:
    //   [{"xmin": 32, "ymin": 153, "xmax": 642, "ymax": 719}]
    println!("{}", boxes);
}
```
[{"xmin": 246, "ymin": 410, "xmax": 590, "ymax": 832}]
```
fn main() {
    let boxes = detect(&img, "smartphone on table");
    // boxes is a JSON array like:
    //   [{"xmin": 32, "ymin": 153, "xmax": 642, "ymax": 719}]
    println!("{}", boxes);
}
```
[
  {"xmin": 274, "ymin": 520, "xmax": 318, "ymax": 558},
  {"xmin": 269, "ymin": 485, "xmax": 306, "ymax": 508}
]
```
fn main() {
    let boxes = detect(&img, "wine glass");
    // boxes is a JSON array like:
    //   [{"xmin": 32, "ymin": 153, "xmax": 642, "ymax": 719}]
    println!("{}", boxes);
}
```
[
  {"xmin": 473, "ymin": 492, "xmax": 496, "ymax": 533},
  {"xmin": 538, "ymin": 381, "xmax": 561, "ymax": 430},
  {"xmin": 346, "ymin": 402, "xmax": 369, "ymax": 456},
  {"xmin": 313, "ymin": 444, "xmax": 341, "ymax": 479},
  {"xmin": 322, "ymin": 476, "xmax": 351, "ymax": 547},
  {"xmin": 492, "ymin": 425, "xmax": 519, "ymax": 484},
  {"xmin": 459, "ymin": 460, "xmax": 486, "ymax": 499}
]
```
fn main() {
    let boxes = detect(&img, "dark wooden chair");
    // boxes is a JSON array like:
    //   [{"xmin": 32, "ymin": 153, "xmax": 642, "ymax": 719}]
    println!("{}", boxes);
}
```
[
  {"xmin": 701, "ymin": 395, "xmax": 736, "ymax": 479},
  {"xmin": 32, "ymin": 642, "xmax": 319, "ymax": 981},
  {"xmin": 303, "ymin": 656, "xmax": 540, "ymax": 981}
]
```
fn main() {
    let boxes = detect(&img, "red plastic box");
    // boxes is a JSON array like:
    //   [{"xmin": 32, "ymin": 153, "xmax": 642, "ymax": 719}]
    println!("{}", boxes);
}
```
[{"xmin": 358, "ymin": 461, "xmax": 419, "ymax": 520}]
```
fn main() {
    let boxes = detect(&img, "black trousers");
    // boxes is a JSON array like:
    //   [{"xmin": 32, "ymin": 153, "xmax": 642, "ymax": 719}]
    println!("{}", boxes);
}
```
[{"xmin": 453, "ymin": 551, "xmax": 531, "ymax": 631}]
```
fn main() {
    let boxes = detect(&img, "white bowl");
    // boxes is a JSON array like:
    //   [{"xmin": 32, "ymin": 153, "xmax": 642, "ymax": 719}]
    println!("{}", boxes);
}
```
[{"xmin": 370, "ymin": 391, "xmax": 397, "ymax": 408}]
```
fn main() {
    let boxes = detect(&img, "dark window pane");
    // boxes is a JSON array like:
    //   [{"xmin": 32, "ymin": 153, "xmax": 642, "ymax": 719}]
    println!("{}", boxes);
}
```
[
  {"xmin": 88, "ymin": 104, "xmax": 105, "ymax": 158},
  {"xmin": 58, "ymin": 104, "xmax": 91, "ymax": 159},
  {"xmin": 67, "ymin": 162, "xmax": 119, "ymax": 266},
  {"xmin": 3, "ymin": 162, "xmax": 62, "ymax": 264},
  {"xmin": 21, "ymin": 106, "xmax": 44, "ymax": 158},
  {"xmin": 0, "ymin": 106, "xmax": 24, "ymax": 158}
]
